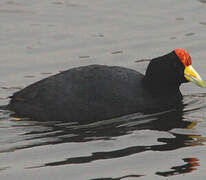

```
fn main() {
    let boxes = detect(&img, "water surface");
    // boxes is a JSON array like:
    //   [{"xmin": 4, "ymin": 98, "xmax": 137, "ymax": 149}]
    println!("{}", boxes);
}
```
[{"xmin": 0, "ymin": 0, "xmax": 206, "ymax": 179}]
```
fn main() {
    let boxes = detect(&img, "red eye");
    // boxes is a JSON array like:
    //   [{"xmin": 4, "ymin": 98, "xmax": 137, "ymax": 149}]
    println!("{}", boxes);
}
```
[{"xmin": 175, "ymin": 48, "xmax": 192, "ymax": 67}]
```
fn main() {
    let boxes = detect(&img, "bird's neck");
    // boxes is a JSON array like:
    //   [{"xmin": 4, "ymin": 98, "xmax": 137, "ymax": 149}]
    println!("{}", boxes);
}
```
[
  {"xmin": 143, "ymin": 51, "xmax": 182, "ymax": 96},
  {"xmin": 143, "ymin": 77, "xmax": 181, "ymax": 95}
]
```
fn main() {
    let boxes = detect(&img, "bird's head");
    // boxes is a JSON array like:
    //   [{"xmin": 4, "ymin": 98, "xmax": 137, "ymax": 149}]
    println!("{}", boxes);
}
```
[
  {"xmin": 144, "ymin": 48, "xmax": 204, "ymax": 93},
  {"xmin": 175, "ymin": 48, "xmax": 204, "ymax": 88}
]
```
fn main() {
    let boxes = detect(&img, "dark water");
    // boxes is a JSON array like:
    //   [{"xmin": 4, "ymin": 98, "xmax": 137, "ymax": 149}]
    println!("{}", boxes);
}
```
[{"xmin": 1, "ymin": 0, "xmax": 206, "ymax": 179}]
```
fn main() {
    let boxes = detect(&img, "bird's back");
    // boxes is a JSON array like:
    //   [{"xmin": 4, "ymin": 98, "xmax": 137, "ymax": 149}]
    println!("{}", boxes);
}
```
[{"xmin": 8, "ymin": 65, "xmax": 146, "ymax": 122}]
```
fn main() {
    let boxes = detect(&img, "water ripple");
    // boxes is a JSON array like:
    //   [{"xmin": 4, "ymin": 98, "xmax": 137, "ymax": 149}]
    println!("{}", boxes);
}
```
[{"xmin": 0, "ymin": 92, "xmax": 206, "ymax": 171}]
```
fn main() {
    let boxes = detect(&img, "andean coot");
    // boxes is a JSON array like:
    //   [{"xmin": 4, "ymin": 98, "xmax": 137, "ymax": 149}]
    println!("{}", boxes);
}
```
[{"xmin": 8, "ymin": 48, "xmax": 204, "ymax": 122}]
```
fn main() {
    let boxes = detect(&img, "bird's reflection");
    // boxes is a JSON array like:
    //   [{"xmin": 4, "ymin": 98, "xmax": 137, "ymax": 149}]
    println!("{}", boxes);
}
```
[
  {"xmin": 6, "ymin": 96, "xmax": 206, "ymax": 177},
  {"xmin": 37, "ymin": 111, "xmax": 202, "ymax": 167},
  {"xmin": 156, "ymin": 158, "xmax": 200, "ymax": 177},
  {"xmin": 91, "ymin": 174, "xmax": 144, "ymax": 180}
]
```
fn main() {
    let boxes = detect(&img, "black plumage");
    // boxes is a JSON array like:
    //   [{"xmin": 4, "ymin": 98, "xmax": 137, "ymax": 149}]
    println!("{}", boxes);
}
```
[{"xmin": 8, "ymin": 50, "xmax": 188, "ymax": 122}]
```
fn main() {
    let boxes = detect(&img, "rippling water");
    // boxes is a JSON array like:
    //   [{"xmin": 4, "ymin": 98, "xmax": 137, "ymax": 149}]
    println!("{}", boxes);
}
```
[
  {"xmin": 0, "ymin": 93, "xmax": 206, "ymax": 179},
  {"xmin": 1, "ymin": 0, "xmax": 206, "ymax": 179}
]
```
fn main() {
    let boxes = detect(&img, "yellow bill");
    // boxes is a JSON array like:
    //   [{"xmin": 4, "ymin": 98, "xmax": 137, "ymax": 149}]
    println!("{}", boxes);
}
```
[{"xmin": 184, "ymin": 65, "xmax": 205, "ymax": 88}]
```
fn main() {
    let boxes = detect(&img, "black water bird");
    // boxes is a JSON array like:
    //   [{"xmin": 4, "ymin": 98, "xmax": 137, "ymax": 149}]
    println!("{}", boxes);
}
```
[{"xmin": 8, "ymin": 48, "xmax": 204, "ymax": 122}]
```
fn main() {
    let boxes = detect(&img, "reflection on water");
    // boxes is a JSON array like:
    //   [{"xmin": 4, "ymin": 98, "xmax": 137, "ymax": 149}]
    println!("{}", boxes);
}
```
[
  {"xmin": 37, "ymin": 132, "xmax": 199, "ymax": 167},
  {"xmin": 176, "ymin": 17, "xmax": 184, "ymax": 21},
  {"xmin": 185, "ymin": 33, "xmax": 195, "ymax": 37},
  {"xmin": 30, "ymin": 108, "xmax": 203, "ymax": 168},
  {"xmin": 88, "ymin": 157, "xmax": 199, "ymax": 179},
  {"xmin": 156, "ymin": 158, "xmax": 200, "ymax": 177},
  {"xmin": 0, "ymin": 93, "xmax": 205, "ymax": 178},
  {"xmin": 91, "ymin": 174, "xmax": 144, "ymax": 180},
  {"xmin": 200, "ymin": 22, "xmax": 206, "ymax": 25},
  {"xmin": 198, "ymin": 0, "xmax": 206, "ymax": 3},
  {"xmin": 0, "ymin": 0, "xmax": 206, "ymax": 178}
]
